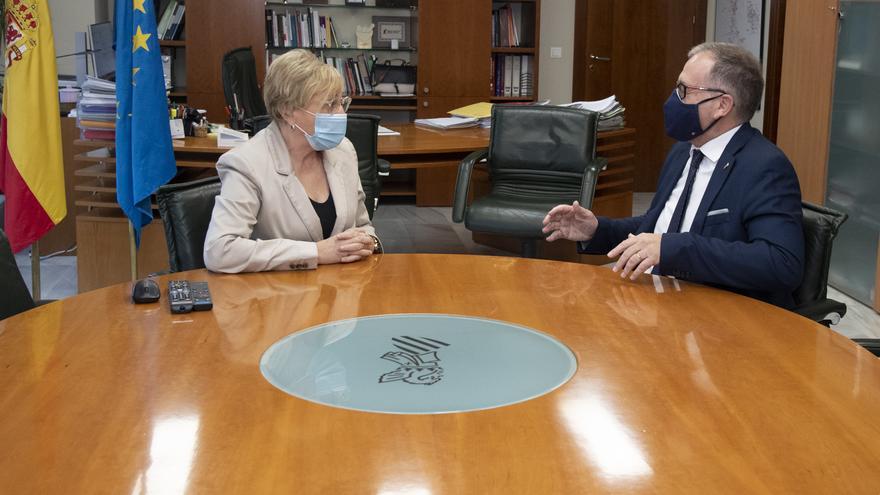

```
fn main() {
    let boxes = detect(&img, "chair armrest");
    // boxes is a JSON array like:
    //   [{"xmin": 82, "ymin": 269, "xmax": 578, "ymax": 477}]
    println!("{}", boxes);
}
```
[
  {"xmin": 377, "ymin": 159, "xmax": 391, "ymax": 177},
  {"xmin": 852, "ymin": 338, "xmax": 880, "ymax": 357},
  {"xmin": 452, "ymin": 148, "xmax": 489, "ymax": 223},
  {"xmin": 794, "ymin": 298, "xmax": 848, "ymax": 326},
  {"xmin": 579, "ymin": 157, "xmax": 607, "ymax": 209}
]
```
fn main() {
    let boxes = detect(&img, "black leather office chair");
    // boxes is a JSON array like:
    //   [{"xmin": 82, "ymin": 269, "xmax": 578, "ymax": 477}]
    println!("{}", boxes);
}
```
[
  {"xmin": 345, "ymin": 113, "xmax": 391, "ymax": 219},
  {"xmin": 0, "ymin": 228, "xmax": 35, "ymax": 321},
  {"xmin": 156, "ymin": 176, "xmax": 222, "ymax": 272},
  {"xmin": 221, "ymin": 47, "xmax": 268, "ymax": 120},
  {"xmin": 452, "ymin": 105, "xmax": 605, "ymax": 257},
  {"xmin": 792, "ymin": 202, "xmax": 848, "ymax": 326}
]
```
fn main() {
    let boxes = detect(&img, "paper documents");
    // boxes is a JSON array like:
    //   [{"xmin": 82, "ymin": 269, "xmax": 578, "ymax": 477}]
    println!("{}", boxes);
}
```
[
  {"xmin": 560, "ymin": 95, "xmax": 626, "ymax": 130},
  {"xmin": 560, "ymin": 95, "xmax": 618, "ymax": 113},
  {"xmin": 217, "ymin": 126, "xmax": 249, "ymax": 148},
  {"xmin": 448, "ymin": 102, "xmax": 494, "ymax": 119},
  {"xmin": 413, "ymin": 117, "xmax": 479, "ymax": 130},
  {"xmin": 378, "ymin": 125, "xmax": 400, "ymax": 136}
]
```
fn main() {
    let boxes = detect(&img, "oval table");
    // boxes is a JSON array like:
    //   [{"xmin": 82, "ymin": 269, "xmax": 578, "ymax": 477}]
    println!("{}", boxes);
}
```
[{"xmin": 1, "ymin": 254, "xmax": 879, "ymax": 493}]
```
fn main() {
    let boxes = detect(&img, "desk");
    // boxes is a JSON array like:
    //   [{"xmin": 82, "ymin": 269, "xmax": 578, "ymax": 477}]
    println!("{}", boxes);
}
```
[
  {"xmin": 72, "ymin": 126, "xmax": 635, "ymax": 291},
  {"xmin": 2, "ymin": 254, "xmax": 878, "ymax": 493}
]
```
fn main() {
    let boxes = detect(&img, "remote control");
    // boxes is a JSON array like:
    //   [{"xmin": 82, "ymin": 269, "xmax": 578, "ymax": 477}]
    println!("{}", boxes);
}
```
[
  {"xmin": 168, "ymin": 280, "xmax": 194, "ymax": 314},
  {"xmin": 190, "ymin": 281, "xmax": 213, "ymax": 311}
]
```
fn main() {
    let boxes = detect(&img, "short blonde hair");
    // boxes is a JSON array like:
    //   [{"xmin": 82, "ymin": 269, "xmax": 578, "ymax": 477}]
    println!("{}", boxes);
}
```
[{"xmin": 263, "ymin": 49, "xmax": 344, "ymax": 121}]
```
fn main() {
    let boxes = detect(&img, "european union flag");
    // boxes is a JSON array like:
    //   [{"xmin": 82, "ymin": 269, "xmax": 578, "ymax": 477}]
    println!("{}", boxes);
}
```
[{"xmin": 115, "ymin": 0, "xmax": 176, "ymax": 246}]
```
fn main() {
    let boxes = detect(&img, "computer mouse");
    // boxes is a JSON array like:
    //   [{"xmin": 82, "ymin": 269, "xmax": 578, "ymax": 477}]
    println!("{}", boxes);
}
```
[{"xmin": 132, "ymin": 278, "xmax": 161, "ymax": 304}]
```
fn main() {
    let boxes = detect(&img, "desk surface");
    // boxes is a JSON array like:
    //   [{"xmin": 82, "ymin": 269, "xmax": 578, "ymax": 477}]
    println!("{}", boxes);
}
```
[
  {"xmin": 149, "ymin": 123, "xmax": 493, "ymax": 156},
  {"xmin": 3, "ymin": 254, "xmax": 877, "ymax": 493}
]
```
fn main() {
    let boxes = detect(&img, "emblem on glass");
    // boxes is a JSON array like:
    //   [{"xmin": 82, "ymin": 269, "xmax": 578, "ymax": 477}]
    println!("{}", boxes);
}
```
[{"xmin": 379, "ymin": 336, "xmax": 450, "ymax": 386}]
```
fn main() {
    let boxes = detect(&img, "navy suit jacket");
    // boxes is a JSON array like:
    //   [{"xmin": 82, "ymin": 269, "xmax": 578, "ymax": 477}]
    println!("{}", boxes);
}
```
[{"xmin": 580, "ymin": 123, "xmax": 804, "ymax": 308}]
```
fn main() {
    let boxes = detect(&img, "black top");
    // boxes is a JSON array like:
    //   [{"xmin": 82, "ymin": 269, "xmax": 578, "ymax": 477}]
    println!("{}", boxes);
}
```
[{"xmin": 310, "ymin": 193, "xmax": 337, "ymax": 240}]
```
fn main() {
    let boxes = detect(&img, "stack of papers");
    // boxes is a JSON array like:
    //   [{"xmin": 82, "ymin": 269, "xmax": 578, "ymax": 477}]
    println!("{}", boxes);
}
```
[
  {"xmin": 559, "ymin": 95, "xmax": 626, "ymax": 131},
  {"xmin": 448, "ymin": 102, "xmax": 493, "ymax": 128},
  {"xmin": 217, "ymin": 126, "xmax": 249, "ymax": 148},
  {"xmin": 447, "ymin": 100, "xmax": 553, "ymax": 129},
  {"xmin": 76, "ymin": 76, "xmax": 117, "ymax": 140},
  {"xmin": 413, "ymin": 117, "xmax": 479, "ymax": 130},
  {"xmin": 378, "ymin": 125, "xmax": 400, "ymax": 136}
]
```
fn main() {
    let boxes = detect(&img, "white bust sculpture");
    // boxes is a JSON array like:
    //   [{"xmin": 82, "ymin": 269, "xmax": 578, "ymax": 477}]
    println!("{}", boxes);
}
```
[{"xmin": 356, "ymin": 23, "xmax": 374, "ymax": 49}]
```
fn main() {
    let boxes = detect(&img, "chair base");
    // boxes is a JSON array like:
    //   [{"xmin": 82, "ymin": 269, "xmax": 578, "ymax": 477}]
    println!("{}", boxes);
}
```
[
  {"xmin": 853, "ymin": 339, "xmax": 880, "ymax": 357},
  {"xmin": 793, "ymin": 298, "xmax": 847, "ymax": 327}
]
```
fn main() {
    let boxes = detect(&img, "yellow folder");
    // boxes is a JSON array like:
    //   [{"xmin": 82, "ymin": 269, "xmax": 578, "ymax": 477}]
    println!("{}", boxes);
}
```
[{"xmin": 448, "ymin": 102, "xmax": 494, "ymax": 119}]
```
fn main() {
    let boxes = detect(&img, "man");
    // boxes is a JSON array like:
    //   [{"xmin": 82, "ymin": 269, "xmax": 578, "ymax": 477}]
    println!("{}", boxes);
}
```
[{"xmin": 542, "ymin": 42, "xmax": 804, "ymax": 308}]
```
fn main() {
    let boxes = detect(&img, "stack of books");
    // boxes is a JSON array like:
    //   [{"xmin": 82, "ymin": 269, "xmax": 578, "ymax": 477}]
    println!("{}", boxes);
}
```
[
  {"xmin": 76, "ymin": 77, "xmax": 117, "ymax": 141},
  {"xmin": 323, "ymin": 54, "xmax": 374, "ymax": 96},
  {"xmin": 560, "ymin": 96, "xmax": 626, "ymax": 131},
  {"xmin": 492, "ymin": 55, "xmax": 534, "ymax": 98},
  {"xmin": 157, "ymin": 0, "xmax": 186, "ymax": 40},
  {"xmin": 265, "ymin": 7, "xmax": 339, "ymax": 50},
  {"xmin": 492, "ymin": 3, "xmax": 533, "ymax": 48},
  {"xmin": 413, "ymin": 117, "xmax": 478, "ymax": 130}
]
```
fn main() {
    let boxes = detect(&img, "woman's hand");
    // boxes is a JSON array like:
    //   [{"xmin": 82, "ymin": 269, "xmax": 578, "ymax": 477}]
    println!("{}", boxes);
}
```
[{"xmin": 317, "ymin": 228, "xmax": 375, "ymax": 264}]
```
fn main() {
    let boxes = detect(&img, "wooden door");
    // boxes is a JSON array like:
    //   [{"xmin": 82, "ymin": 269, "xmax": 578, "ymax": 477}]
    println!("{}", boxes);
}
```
[
  {"xmin": 186, "ymin": 0, "xmax": 267, "ymax": 121},
  {"xmin": 775, "ymin": 1, "xmax": 839, "ymax": 204},
  {"xmin": 573, "ymin": 0, "xmax": 707, "ymax": 192},
  {"xmin": 417, "ymin": 0, "xmax": 492, "ymax": 117}
]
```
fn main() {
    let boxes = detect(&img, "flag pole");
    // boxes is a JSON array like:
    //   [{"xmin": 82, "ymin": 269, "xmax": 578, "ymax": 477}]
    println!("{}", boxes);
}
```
[
  {"xmin": 128, "ymin": 222, "xmax": 138, "ymax": 281},
  {"xmin": 31, "ymin": 241, "xmax": 41, "ymax": 302}
]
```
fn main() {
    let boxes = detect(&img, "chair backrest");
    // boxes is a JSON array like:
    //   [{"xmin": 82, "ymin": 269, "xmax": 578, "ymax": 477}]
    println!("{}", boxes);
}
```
[
  {"xmin": 156, "ymin": 176, "xmax": 222, "ymax": 273},
  {"xmin": 487, "ymin": 105, "xmax": 598, "ymax": 203},
  {"xmin": 221, "ymin": 47, "xmax": 267, "ymax": 119},
  {"xmin": 345, "ymin": 113, "xmax": 381, "ymax": 218},
  {"xmin": 0, "ymin": 228, "xmax": 35, "ymax": 320},
  {"xmin": 793, "ymin": 202, "xmax": 848, "ymax": 307}
]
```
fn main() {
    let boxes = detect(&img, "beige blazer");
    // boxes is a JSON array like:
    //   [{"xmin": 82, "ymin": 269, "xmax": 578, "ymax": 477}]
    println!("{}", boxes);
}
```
[{"xmin": 204, "ymin": 121, "xmax": 376, "ymax": 273}]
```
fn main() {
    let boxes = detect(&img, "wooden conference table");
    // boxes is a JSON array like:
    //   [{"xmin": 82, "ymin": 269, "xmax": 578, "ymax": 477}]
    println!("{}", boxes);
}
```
[
  {"xmin": 74, "ymin": 124, "xmax": 636, "ymax": 291},
  {"xmin": 5, "ymin": 254, "xmax": 876, "ymax": 493}
]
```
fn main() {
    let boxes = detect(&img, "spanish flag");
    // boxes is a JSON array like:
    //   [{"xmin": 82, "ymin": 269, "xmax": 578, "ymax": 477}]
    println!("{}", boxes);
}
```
[{"xmin": 0, "ymin": 0, "xmax": 66, "ymax": 253}]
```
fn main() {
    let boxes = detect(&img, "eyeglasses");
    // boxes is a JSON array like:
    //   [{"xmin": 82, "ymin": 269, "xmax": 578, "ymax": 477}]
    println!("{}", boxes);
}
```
[
  {"xmin": 675, "ymin": 82, "xmax": 726, "ymax": 101},
  {"xmin": 322, "ymin": 96, "xmax": 352, "ymax": 113}
]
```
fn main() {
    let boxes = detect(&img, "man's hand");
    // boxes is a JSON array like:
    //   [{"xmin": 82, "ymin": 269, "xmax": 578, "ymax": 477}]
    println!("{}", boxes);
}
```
[
  {"xmin": 317, "ymin": 228, "xmax": 374, "ymax": 265},
  {"xmin": 608, "ymin": 233, "xmax": 662, "ymax": 280},
  {"xmin": 542, "ymin": 201, "xmax": 599, "ymax": 242}
]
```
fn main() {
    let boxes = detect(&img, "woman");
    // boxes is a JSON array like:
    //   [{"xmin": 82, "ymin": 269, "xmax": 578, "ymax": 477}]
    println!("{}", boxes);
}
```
[{"xmin": 204, "ymin": 49, "xmax": 380, "ymax": 273}]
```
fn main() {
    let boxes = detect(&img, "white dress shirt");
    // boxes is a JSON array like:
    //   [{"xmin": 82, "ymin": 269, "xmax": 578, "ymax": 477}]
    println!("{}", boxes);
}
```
[{"xmin": 654, "ymin": 125, "xmax": 742, "ymax": 234}]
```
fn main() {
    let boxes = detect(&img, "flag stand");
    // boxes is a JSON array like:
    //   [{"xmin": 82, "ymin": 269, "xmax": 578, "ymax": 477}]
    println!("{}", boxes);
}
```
[
  {"xmin": 128, "ymin": 222, "xmax": 138, "ymax": 281},
  {"xmin": 31, "ymin": 241, "xmax": 42, "ymax": 302}
]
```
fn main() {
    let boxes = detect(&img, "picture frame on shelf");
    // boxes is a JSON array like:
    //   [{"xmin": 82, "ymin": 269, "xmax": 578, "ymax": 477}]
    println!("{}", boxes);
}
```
[{"xmin": 372, "ymin": 16, "xmax": 410, "ymax": 49}]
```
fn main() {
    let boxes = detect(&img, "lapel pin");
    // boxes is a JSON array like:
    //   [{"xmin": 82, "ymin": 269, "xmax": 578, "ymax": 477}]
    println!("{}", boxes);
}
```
[{"xmin": 723, "ymin": 162, "xmax": 731, "ymax": 170}]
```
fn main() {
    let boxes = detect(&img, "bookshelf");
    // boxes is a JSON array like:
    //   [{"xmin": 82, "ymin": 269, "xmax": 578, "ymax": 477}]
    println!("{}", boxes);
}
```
[
  {"xmin": 180, "ymin": 0, "xmax": 540, "ymax": 124},
  {"xmin": 156, "ymin": 0, "xmax": 188, "ymax": 103},
  {"xmin": 263, "ymin": 1, "xmax": 419, "ymax": 120},
  {"xmin": 490, "ymin": 0, "xmax": 539, "ymax": 102}
]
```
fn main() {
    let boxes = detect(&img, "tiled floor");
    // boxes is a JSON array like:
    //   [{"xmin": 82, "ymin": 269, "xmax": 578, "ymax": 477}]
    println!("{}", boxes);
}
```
[{"xmin": 13, "ymin": 192, "xmax": 880, "ymax": 338}]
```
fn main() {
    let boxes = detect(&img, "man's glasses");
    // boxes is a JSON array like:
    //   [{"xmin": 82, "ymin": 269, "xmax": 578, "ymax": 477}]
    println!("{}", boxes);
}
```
[
  {"xmin": 675, "ymin": 82, "xmax": 726, "ymax": 101},
  {"xmin": 323, "ymin": 96, "xmax": 352, "ymax": 113}
]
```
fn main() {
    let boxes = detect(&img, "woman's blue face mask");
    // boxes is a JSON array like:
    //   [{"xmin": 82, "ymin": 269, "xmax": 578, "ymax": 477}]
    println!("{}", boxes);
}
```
[{"xmin": 291, "ymin": 108, "xmax": 347, "ymax": 151}]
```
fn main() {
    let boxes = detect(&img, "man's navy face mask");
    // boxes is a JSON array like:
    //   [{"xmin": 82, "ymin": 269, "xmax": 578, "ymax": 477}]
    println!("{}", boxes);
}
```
[{"xmin": 662, "ymin": 86, "xmax": 726, "ymax": 142}]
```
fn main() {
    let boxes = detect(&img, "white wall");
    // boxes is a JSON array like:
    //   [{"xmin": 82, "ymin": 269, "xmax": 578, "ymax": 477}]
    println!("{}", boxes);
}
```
[
  {"xmin": 48, "ymin": 0, "xmax": 101, "ymax": 76},
  {"xmin": 705, "ymin": 0, "xmax": 772, "ymax": 131},
  {"xmin": 537, "ymin": 0, "xmax": 576, "ymax": 104}
]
